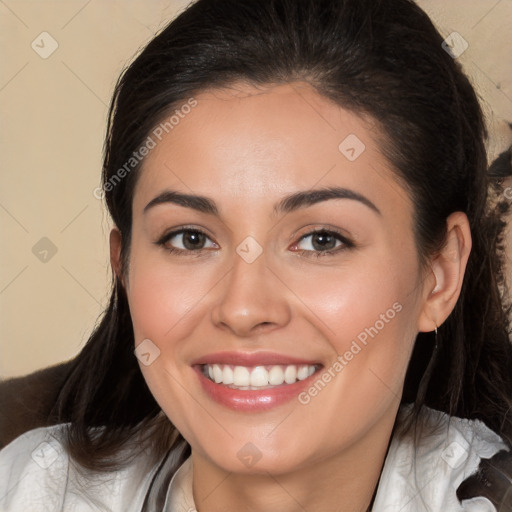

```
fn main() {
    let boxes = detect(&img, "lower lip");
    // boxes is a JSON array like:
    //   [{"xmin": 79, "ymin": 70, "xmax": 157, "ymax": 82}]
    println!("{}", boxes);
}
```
[{"xmin": 194, "ymin": 366, "xmax": 320, "ymax": 412}]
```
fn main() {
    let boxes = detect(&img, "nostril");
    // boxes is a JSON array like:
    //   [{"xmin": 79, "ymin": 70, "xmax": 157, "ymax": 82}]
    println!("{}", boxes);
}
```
[{"xmin": 254, "ymin": 321, "xmax": 277, "ymax": 332}]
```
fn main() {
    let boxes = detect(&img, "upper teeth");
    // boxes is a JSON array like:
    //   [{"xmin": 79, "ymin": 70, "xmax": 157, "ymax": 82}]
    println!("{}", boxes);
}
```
[{"xmin": 204, "ymin": 364, "xmax": 316, "ymax": 388}]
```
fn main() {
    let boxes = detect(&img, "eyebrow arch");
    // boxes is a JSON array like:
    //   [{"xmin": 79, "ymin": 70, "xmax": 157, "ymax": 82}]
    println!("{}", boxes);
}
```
[
  {"xmin": 143, "ymin": 186, "xmax": 381, "ymax": 216},
  {"xmin": 144, "ymin": 190, "xmax": 218, "ymax": 215},
  {"xmin": 274, "ymin": 187, "xmax": 381, "ymax": 216}
]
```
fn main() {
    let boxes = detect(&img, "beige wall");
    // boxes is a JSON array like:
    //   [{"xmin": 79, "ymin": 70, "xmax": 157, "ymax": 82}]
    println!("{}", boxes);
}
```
[{"xmin": 1, "ymin": 0, "xmax": 511, "ymax": 378}]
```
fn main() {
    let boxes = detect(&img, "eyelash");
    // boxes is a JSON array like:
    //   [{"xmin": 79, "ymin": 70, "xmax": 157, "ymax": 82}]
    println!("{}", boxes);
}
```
[
  {"xmin": 155, "ymin": 226, "xmax": 217, "ymax": 258},
  {"xmin": 155, "ymin": 227, "xmax": 354, "ymax": 258},
  {"xmin": 292, "ymin": 228, "xmax": 354, "ymax": 258}
]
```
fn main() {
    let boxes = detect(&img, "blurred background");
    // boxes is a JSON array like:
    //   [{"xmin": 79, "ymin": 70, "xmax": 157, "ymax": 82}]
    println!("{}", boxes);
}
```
[{"xmin": 1, "ymin": 0, "xmax": 511, "ymax": 378}]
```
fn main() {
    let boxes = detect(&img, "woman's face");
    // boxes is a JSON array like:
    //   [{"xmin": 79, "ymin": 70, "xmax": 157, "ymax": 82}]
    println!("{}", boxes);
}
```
[{"xmin": 122, "ymin": 82, "xmax": 431, "ymax": 475}]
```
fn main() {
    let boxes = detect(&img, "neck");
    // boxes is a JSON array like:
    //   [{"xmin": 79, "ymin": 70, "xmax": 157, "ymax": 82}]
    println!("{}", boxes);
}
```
[{"xmin": 190, "ymin": 408, "xmax": 398, "ymax": 512}]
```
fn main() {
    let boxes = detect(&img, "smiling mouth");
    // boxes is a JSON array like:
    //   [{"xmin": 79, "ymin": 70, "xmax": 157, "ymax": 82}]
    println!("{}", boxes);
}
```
[{"xmin": 201, "ymin": 363, "xmax": 321, "ymax": 390}]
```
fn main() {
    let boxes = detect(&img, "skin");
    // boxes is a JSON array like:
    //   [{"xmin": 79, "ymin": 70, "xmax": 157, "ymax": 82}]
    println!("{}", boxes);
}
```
[{"xmin": 110, "ymin": 82, "xmax": 471, "ymax": 512}]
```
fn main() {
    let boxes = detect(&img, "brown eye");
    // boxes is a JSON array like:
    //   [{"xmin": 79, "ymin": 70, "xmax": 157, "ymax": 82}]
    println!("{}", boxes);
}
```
[
  {"xmin": 311, "ymin": 232, "xmax": 338, "ymax": 251},
  {"xmin": 160, "ymin": 229, "xmax": 217, "ymax": 252},
  {"xmin": 296, "ymin": 231, "xmax": 343, "ymax": 252},
  {"xmin": 181, "ymin": 231, "xmax": 207, "ymax": 250}
]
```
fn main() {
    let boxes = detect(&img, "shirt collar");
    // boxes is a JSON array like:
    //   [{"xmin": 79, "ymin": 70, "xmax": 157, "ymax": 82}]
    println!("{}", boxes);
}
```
[{"xmin": 163, "ymin": 456, "xmax": 194, "ymax": 512}]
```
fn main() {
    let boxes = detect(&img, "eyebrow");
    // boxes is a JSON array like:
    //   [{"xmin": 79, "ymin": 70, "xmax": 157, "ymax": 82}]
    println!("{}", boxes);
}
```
[
  {"xmin": 144, "ymin": 190, "xmax": 219, "ymax": 215},
  {"xmin": 274, "ymin": 187, "xmax": 381, "ymax": 216},
  {"xmin": 143, "ymin": 186, "xmax": 381, "ymax": 216}
]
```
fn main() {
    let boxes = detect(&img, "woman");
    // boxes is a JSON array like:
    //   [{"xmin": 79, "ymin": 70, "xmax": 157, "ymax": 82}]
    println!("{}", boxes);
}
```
[{"xmin": 1, "ymin": 0, "xmax": 511, "ymax": 510}]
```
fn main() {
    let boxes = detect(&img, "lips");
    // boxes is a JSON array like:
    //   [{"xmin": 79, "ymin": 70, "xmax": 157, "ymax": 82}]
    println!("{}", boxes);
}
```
[{"xmin": 192, "ymin": 351, "xmax": 322, "ymax": 411}]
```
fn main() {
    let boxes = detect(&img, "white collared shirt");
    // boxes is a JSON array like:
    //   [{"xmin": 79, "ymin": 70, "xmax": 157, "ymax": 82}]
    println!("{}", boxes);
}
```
[{"xmin": 0, "ymin": 405, "xmax": 508, "ymax": 511}]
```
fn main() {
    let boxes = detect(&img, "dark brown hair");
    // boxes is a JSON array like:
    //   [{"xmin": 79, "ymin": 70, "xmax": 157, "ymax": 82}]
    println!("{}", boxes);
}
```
[{"xmin": 52, "ymin": 0, "xmax": 512, "ymax": 481}]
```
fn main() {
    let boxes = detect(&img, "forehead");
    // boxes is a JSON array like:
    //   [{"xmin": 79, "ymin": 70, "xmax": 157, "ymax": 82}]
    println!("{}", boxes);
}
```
[{"xmin": 132, "ymin": 82, "xmax": 411, "ymax": 217}]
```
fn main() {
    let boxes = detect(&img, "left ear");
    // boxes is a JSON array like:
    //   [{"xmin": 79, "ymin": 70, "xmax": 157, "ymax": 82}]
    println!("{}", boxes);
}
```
[
  {"xmin": 109, "ymin": 227, "xmax": 126, "ymax": 288},
  {"xmin": 417, "ymin": 211, "xmax": 472, "ymax": 332}
]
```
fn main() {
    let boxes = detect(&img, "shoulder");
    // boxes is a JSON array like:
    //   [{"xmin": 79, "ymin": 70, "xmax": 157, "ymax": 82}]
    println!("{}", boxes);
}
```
[
  {"xmin": 0, "ymin": 424, "xmax": 70, "ymax": 511},
  {"xmin": 0, "ymin": 424, "xmax": 161, "ymax": 512},
  {"xmin": 373, "ymin": 405, "xmax": 510, "ymax": 512}
]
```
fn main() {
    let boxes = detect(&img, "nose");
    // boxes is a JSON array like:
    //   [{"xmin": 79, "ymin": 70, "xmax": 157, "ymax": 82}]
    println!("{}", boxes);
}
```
[{"xmin": 210, "ymin": 251, "xmax": 292, "ymax": 337}]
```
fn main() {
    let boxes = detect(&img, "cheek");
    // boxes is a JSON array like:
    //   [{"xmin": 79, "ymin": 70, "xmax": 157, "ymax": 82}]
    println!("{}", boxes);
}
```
[
  {"xmin": 287, "ymin": 250, "xmax": 415, "ymax": 338},
  {"xmin": 284, "ymin": 250, "xmax": 419, "ymax": 387},
  {"xmin": 125, "ymin": 249, "xmax": 215, "ymax": 434},
  {"xmin": 287, "ymin": 273, "xmax": 418, "ymax": 442},
  {"xmin": 126, "ymin": 249, "xmax": 213, "ymax": 345}
]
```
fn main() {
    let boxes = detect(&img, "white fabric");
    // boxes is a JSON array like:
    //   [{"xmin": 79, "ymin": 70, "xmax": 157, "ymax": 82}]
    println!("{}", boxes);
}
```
[{"xmin": 0, "ymin": 406, "xmax": 508, "ymax": 511}]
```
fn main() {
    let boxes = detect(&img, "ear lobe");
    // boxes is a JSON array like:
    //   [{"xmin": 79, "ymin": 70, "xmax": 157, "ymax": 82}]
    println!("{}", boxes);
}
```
[
  {"xmin": 109, "ymin": 228, "xmax": 124, "ymax": 286},
  {"xmin": 417, "ymin": 212, "xmax": 472, "ymax": 333}
]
